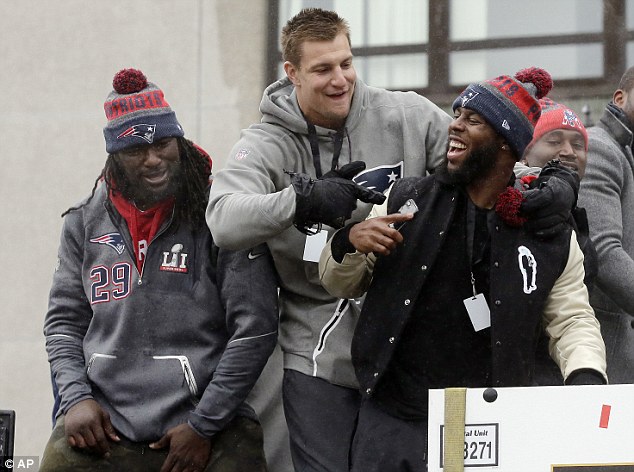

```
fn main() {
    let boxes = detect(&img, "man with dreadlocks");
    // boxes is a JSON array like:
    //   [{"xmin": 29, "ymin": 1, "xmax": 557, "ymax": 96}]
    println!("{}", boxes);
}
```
[{"xmin": 40, "ymin": 69, "xmax": 279, "ymax": 472}]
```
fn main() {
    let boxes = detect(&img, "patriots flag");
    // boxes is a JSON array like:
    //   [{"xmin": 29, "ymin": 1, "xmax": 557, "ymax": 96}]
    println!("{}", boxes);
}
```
[
  {"xmin": 353, "ymin": 161, "xmax": 403, "ymax": 193},
  {"xmin": 117, "ymin": 124, "xmax": 156, "ymax": 144},
  {"xmin": 90, "ymin": 233, "xmax": 126, "ymax": 255}
]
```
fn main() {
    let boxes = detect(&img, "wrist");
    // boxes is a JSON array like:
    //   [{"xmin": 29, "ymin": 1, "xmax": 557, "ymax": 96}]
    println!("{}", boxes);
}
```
[{"xmin": 331, "ymin": 223, "xmax": 357, "ymax": 263}]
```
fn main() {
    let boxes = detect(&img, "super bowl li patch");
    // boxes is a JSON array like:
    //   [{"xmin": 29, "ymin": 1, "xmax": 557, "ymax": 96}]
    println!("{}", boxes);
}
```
[{"xmin": 160, "ymin": 243, "xmax": 189, "ymax": 273}]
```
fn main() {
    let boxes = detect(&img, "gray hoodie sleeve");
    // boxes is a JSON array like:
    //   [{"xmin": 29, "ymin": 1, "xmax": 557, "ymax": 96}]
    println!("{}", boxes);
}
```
[
  {"xmin": 44, "ymin": 212, "xmax": 94, "ymax": 416},
  {"xmin": 188, "ymin": 242, "xmax": 279, "ymax": 437},
  {"xmin": 207, "ymin": 140, "xmax": 298, "ymax": 250}
]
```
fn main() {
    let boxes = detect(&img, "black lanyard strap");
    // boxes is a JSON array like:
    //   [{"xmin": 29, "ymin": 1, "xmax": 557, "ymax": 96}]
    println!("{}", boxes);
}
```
[{"xmin": 306, "ymin": 120, "xmax": 345, "ymax": 178}]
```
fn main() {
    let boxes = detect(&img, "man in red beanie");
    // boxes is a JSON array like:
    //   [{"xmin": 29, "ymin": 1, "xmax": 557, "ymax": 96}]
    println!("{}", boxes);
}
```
[
  {"xmin": 319, "ymin": 68, "xmax": 606, "ymax": 472},
  {"xmin": 522, "ymin": 98, "xmax": 589, "ymax": 179},
  {"xmin": 520, "ymin": 99, "xmax": 598, "ymax": 386},
  {"xmin": 41, "ymin": 69, "xmax": 278, "ymax": 471}
]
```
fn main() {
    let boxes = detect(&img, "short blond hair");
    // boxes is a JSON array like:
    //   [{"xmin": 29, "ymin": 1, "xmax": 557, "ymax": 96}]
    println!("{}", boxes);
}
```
[{"xmin": 281, "ymin": 8, "xmax": 351, "ymax": 68}]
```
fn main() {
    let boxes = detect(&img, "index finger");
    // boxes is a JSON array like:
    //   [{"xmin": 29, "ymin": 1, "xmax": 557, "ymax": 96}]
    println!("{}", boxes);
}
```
[{"xmin": 381, "ymin": 212, "xmax": 415, "ymax": 224}]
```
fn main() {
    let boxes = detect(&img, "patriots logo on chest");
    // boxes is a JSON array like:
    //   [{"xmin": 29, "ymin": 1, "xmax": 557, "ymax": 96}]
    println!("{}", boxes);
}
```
[
  {"xmin": 90, "ymin": 233, "xmax": 126, "ymax": 255},
  {"xmin": 353, "ymin": 162, "xmax": 403, "ymax": 193}
]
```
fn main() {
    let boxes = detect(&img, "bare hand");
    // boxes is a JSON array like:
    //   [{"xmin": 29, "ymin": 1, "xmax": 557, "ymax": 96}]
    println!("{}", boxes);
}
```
[
  {"xmin": 349, "ymin": 212, "xmax": 414, "ymax": 256},
  {"xmin": 64, "ymin": 399, "xmax": 120, "ymax": 456},
  {"xmin": 150, "ymin": 423, "xmax": 212, "ymax": 472}
]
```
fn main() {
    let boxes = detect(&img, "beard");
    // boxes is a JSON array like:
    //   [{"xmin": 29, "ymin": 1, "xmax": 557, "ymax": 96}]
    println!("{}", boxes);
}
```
[
  {"xmin": 113, "ymin": 159, "xmax": 182, "ymax": 208},
  {"xmin": 436, "ymin": 141, "xmax": 500, "ymax": 185}
]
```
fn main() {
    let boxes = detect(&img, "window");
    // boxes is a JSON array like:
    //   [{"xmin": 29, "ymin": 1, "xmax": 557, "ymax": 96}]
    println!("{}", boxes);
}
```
[{"xmin": 268, "ymin": 0, "xmax": 630, "ymax": 110}]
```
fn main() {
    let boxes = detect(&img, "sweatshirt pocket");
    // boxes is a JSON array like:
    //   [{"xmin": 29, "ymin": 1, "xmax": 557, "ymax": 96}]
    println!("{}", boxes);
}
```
[
  {"xmin": 85, "ymin": 351, "xmax": 202, "ymax": 440},
  {"xmin": 152, "ymin": 355, "xmax": 200, "ymax": 405},
  {"xmin": 86, "ymin": 353, "xmax": 117, "ymax": 374}
]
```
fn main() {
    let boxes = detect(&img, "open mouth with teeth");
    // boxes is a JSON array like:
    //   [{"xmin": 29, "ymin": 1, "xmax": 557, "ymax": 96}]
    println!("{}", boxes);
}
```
[
  {"xmin": 449, "ymin": 140, "xmax": 466, "ymax": 151},
  {"xmin": 447, "ymin": 139, "xmax": 467, "ymax": 163}
]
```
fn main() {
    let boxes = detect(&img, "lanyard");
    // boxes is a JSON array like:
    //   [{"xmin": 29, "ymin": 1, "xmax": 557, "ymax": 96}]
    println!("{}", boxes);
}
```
[
  {"xmin": 306, "ymin": 120, "xmax": 345, "ymax": 178},
  {"xmin": 466, "ymin": 200, "xmax": 491, "ymax": 296}
]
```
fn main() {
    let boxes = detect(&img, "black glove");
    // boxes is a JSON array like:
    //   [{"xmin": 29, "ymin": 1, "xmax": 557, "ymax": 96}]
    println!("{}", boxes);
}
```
[
  {"xmin": 289, "ymin": 161, "xmax": 386, "ymax": 234},
  {"xmin": 520, "ymin": 160, "xmax": 580, "ymax": 239}
]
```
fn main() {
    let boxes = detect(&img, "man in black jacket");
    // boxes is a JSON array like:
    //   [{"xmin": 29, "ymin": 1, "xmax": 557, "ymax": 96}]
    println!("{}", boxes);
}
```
[{"xmin": 319, "ymin": 67, "xmax": 607, "ymax": 472}]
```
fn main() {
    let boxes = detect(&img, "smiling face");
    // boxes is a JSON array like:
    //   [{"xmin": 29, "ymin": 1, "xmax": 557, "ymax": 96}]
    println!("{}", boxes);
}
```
[
  {"xmin": 114, "ymin": 137, "xmax": 181, "ymax": 209},
  {"xmin": 446, "ymin": 107, "xmax": 503, "ymax": 179},
  {"xmin": 284, "ymin": 32, "xmax": 356, "ymax": 130},
  {"xmin": 523, "ymin": 129, "xmax": 587, "ymax": 179}
]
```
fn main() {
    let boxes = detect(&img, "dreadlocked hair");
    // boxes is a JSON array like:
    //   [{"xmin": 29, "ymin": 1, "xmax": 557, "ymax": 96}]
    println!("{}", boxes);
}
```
[{"xmin": 61, "ymin": 137, "xmax": 212, "ymax": 230}]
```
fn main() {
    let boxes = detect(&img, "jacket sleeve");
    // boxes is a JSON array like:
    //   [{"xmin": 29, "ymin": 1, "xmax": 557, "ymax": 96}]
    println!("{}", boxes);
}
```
[
  {"xmin": 206, "ymin": 141, "xmax": 297, "ymax": 250},
  {"xmin": 44, "ymin": 212, "xmax": 94, "ymax": 415},
  {"xmin": 578, "ymin": 134, "xmax": 634, "ymax": 311},
  {"xmin": 543, "ymin": 231, "xmax": 607, "ymax": 383},
  {"xmin": 188, "ymin": 243, "xmax": 279, "ymax": 437},
  {"xmin": 318, "ymin": 197, "xmax": 387, "ymax": 299}
]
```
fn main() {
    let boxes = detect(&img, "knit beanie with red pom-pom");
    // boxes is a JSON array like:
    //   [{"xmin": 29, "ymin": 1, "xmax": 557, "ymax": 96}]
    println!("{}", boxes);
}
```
[
  {"xmin": 103, "ymin": 68, "xmax": 184, "ymax": 154},
  {"xmin": 452, "ymin": 67, "xmax": 553, "ymax": 160}
]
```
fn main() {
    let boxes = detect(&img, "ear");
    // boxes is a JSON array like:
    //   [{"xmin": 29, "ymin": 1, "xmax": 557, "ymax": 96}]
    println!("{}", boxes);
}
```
[
  {"xmin": 614, "ymin": 88, "xmax": 626, "ymax": 107},
  {"xmin": 284, "ymin": 61, "xmax": 300, "ymax": 86}
]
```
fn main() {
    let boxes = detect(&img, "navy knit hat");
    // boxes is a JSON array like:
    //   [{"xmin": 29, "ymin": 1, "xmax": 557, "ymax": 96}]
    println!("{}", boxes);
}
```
[
  {"xmin": 103, "ymin": 68, "xmax": 184, "ymax": 154},
  {"xmin": 452, "ymin": 67, "xmax": 553, "ymax": 159}
]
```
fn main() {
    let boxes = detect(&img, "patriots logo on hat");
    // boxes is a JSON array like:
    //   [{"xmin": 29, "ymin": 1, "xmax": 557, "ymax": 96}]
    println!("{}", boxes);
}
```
[
  {"xmin": 90, "ymin": 233, "xmax": 126, "ymax": 255},
  {"xmin": 562, "ymin": 109, "xmax": 580, "ymax": 128},
  {"xmin": 117, "ymin": 124, "xmax": 156, "ymax": 144},
  {"xmin": 353, "ymin": 162, "xmax": 403, "ymax": 193},
  {"xmin": 460, "ymin": 90, "xmax": 479, "ymax": 108}
]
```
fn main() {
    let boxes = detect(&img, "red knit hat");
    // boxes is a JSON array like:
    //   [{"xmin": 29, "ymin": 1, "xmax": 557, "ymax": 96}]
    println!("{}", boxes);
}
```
[{"xmin": 529, "ymin": 98, "xmax": 588, "ymax": 151}]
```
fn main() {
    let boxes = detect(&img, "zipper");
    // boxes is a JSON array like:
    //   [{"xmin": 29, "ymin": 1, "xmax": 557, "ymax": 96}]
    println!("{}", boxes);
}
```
[
  {"xmin": 106, "ymin": 200, "xmax": 175, "ymax": 286},
  {"xmin": 312, "ymin": 298, "xmax": 350, "ymax": 376}
]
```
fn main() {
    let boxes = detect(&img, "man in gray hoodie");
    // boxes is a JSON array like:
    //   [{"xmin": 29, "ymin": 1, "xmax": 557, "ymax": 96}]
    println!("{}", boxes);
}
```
[
  {"xmin": 578, "ymin": 66, "xmax": 634, "ymax": 383},
  {"xmin": 41, "ymin": 68, "xmax": 278, "ymax": 472}
]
